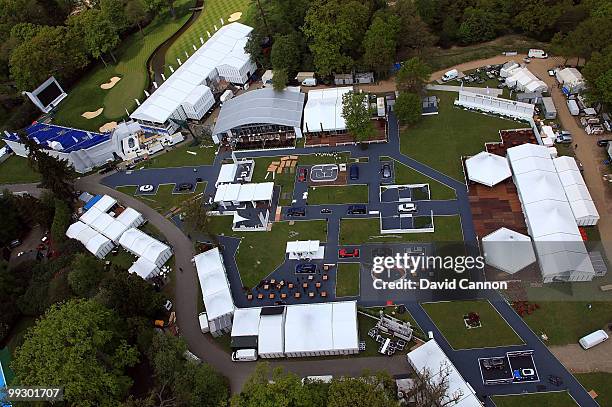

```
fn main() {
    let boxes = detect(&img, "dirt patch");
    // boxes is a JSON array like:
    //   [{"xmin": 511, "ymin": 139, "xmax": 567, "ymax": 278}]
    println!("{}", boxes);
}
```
[
  {"xmin": 228, "ymin": 12, "xmax": 242, "ymax": 22},
  {"xmin": 99, "ymin": 121, "xmax": 118, "ymax": 133},
  {"xmin": 81, "ymin": 107, "xmax": 104, "ymax": 119},
  {"xmin": 100, "ymin": 76, "xmax": 121, "ymax": 90},
  {"xmin": 550, "ymin": 339, "xmax": 612, "ymax": 373}
]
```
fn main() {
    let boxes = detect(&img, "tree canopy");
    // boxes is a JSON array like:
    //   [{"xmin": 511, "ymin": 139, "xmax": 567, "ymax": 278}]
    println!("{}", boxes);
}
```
[
  {"xmin": 362, "ymin": 15, "xmax": 400, "ymax": 77},
  {"xmin": 396, "ymin": 57, "xmax": 431, "ymax": 94},
  {"xmin": 395, "ymin": 92, "xmax": 423, "ymax": 125},
  {"xmin": 341, "ymin": 91, "xmax": 375, "ymax": 143}
]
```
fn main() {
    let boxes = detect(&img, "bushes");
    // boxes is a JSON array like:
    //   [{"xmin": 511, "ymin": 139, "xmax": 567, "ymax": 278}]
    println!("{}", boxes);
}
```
[{"xmin": 50, "ymin": 199, "xmax": 71, "ymax": 243}]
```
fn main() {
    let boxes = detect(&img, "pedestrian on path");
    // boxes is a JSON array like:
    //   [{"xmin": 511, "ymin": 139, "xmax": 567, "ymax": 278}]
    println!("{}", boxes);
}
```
[
  {"xmin": 179, "ymin": 267, "xmax": 183, "ymax": 273},
  {"xmin": 575, "ymin": 143, "xmax": 578, "ymax": 149}
]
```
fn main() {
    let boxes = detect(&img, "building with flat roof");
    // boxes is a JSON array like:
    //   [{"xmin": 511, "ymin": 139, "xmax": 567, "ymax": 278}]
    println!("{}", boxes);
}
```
[
  {"xmin": 303, "ymin": 87, "xmax": 352, "ymax": 135},
  {"xmin": 212, "ymin": 88, "xmax": 305, "ymax": 149}
]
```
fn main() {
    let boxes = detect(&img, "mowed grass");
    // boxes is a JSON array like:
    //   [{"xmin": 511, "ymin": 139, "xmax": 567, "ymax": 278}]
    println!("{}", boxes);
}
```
[
  {"xmin": 520, "ymin": 302, "xmax": 612, "ymax": 346},
  {"xmin": 400, "ymin": 91, "xmax": 527, "ymax": 181},
  {"xmin": 0, "ymin": 156, "xmax": 41, "ymax": 184},
  {"xmin": 308, "ymin": 185, "xmax": 369, "ymax": 205},
  {"xmin": 339, "ymin": 216, "xmax": 463, "ymax": 245},
  {"xmin": 422, "ymin": 300, "xmax": 523, "ymax": 349},
  {"xmin": 250, "ymin": 156, "xmax": 296, "ymax": 206},
  {"xmin": 576, "ymin": 373, "xmax": 612, "ymax": 407},
  {"xmin": 164, "ymin": 0, "xmax": 251, "ymax": 74},
  {"xmin": 390, "ymin": 159, "xmax": 456, "ymax": 200},
  {"xmin": 205, "ymin": 216, "xmax": 328, "ymax": 287},
  {"xmin": 492, "ymin": 392, "xmax": 577, "ymax": 407},
  {"xmin": 53, "ymin": 0, "xmax": 195, "ymax": 131},
  {"xmin": 336, "ymin": 263, "xmax": 360, "ymax": 297},
  {"xmin": 138, "ymin": 144, "xmax": 217, "ymax": 169},
  {"xmin": 117, "ymin": 182, "xmax": 205, "ymax": 215}
]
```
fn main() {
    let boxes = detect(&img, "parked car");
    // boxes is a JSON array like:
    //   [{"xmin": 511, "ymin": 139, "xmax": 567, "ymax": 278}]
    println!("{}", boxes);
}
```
[
  {"xmin": 164, "ymin": 299, "xmax": 173, "ymax": 311},
  {"xmin": 288, "ymin": 207, "xmax": 306, "ymax": 217},
  {"xmin": 320, "ymin": 208, "xmax": 332, "ymax": 214},
  {"xmin": 381, "ymin": 164, "xmax": 391, "ymax": 179},
  {"xmin": 349, "ymin": 164, "xmax": 359, "ymax": 180},
  {"xmin": 139, "ymin": 184, "xmax": 154, "ymax": 192},
  {"xmin": 298, "ymin": 167, "xmax": 308, "ymax": 182},
  {"xmin": 398, "ymin": 203, "xmax": 417, "ymax": 212},
  {"xmin": 339, "ymin": 248, "xmax": 360, "ymax": 258},
  {"xmin": 9, "ymin": 239, "xmax": 21, "ymax": 249},
  {"xmin": 177, "ymin": 183, "xmax": 193, "ymax": 191},
  {"xmin": 597, "ymin": 139, "xmax": 612, "ymax": 147},
  {"xmin": 296, "ymin": 263, "xmax": 317, "ymax": 273},
  {"xmin": 231, "ymin": 348, "xmax": 258, "ymax": 362},
  {"xmin": 482, "ymin": 357, "xmax": 505, "ymax": 370},
  {"xmin": 522, "ymin": 57, "xmax": 531, "ymax": 64},
  {"xmin": 347, "ymin": 205, "xmax": 366, "ymax": 215},
  {"xmin": 556, "ymin": 134, "xmax": 572, "ymax": 144}
]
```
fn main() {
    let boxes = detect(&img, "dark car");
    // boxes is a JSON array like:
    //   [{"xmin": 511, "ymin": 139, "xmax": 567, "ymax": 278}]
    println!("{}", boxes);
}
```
[
  {"xmin": 320, "ymin": 208, "xmax": 332, "ymax": 214},
  {"xmin": 288, "ymin": 207, "xmax": 306, "ymax": 217},
  {"xmin": 339, "ymin": 248, "xmax": 360, "ymax": 258},
  {"xmin": 348, "ymin": 205, "xmax": 366, "ymax": 215},
  {"xmin": 178, "ymin": 183, "xmax": 194, "ymax": 191},
  {"xmin": 349, "ymin": 164, "xmax": 359, "ymax": 180},
  {"xmin": 597, "ymin": 139, "xmax": 612, "ymax": 147},
  {"xmin": 296, "ymin": 263, "xmax": 317, "ymax": 273},
  {"xmin": 298, "ymin": 168, "xmax": 308, "ymax": 182},
  {"xmin": 381, "ymin": 164, "xmax": 391, "ymax": 179}
]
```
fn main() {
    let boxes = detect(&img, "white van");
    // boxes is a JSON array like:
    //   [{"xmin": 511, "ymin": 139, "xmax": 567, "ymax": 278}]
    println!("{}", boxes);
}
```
[
  {"xmin": 301, "ymin": 77, "xmax": 317, "ymax": 87},
  {"xmin": 528, "ymin": 49, "xmax": 548, "ymax": 59},
  {"xmin": 231, "ymin": 348, "xmax": 258, "ymax": 362},
  {"xmin": 567, "ymin": 99, "xmax": 580, "ymax": 116},
  {"xmin": 220, "ymin": 89, "xmax": 234, "ymax": 104},
  {"xmin": 442, "ymin": 69, "xmax": 459, "ymax": 82},
  {"xmin": 198, "ymin": 312, "xmax": 209, "ymax": 334},
  {"xmin": 301, "ymin": 375, "xmax": 333, "ymax": 385},
  {"xmin": 579, "ymin": 330, "xmax": 609, "ymax": 350}
]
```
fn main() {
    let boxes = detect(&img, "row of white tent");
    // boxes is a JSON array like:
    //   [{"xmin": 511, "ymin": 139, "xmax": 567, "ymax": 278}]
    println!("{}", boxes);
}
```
[
  {"xmin": 119, "ymin": 228, "xmax": 172, "ymax": 279},
  {"xmin": 455, "ymin": 91, "xmax": 535, "ymax": 120},
  {"xmin": 213, "ymin": 182, "xmax": 274, "ymax": 205},
  {"xmin": 504, "ymin": 66, "xmax": 548, "ymax": 93},
  {"xmin": 66, "ymin": 221, "xmax": 114, "ymax": 259},
  {"xmin": 507, "ymin": 144, "xmax": 596, "ymax": 282}
]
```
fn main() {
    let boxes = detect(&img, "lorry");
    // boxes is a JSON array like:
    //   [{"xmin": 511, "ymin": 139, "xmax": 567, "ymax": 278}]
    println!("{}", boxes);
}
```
[
  {"xmin": 567, "ymin": 99, "xmax": 580, "ymax": 116},
  {"xmin": 579, "ymin": 329, "xmax": 609, "ymax": 350},
  {"xmin": 528, "ymin": 49, "xmax": 548, "ymax": 59},
  {"xmin": 220, "ymin": 89, "xmax": 234, "ymax": 105},
  {"xmin": 231, "ymin": 348, "xmax": 258, "ymax": 362},
  {"xmin": 441, "ymin": 69, "xmax": 459, "ymax": 82}
]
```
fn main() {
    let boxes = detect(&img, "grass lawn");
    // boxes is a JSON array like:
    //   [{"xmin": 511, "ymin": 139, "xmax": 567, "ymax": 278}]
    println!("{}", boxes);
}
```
[
  {"xmin": 164, "ymin": 0, "xmax": 251, "ymax": 74},
  {"xmin": 521, "ymin": 302, "xmax": 612, "ymax": 346},
  {"xmin": 205, "ymin": 216, "xmax": 328, "ymax": 287},
  {"xmin": 336, "ymin": 263, "xmax": 360, "ymax": 297},
  {"xmin": 138, "ymin": 144, "xmax": 217, "ymax": 169},
  {"xmin": 492, "ymin": 392, "xmax": 577, "ymax": 407},
  {"xmin": 297, "ymin": 152, "xmax": 350, "ymax": 166},
  {"xmin": 422, "ymin": 300, "xmax": 523, "ymax": 349},
  {"xmin": 0, "ymin": 156, "xmax": 41, "ymax": 184},
  {"xmin": 387, "ymin": 158, "xmax": 455, "ymax": 200},
  {"xmin": 53, "ymin": 0, "xmax": 195, "ymax": 131},
  {"xmin": 576, "ymin": 373, "xmax": 612, "ymax": 407},
  {"xmin": 339, "ymin": 216, "xmax": 463, "ymax": 245},
  {"xmin": 117, "ymin": 182, "xmax": 205, "ymax": 215},
  {"xmin": 250, "ymin": 156, "xmax": 296, "ymax": 206},
  {"xmin": 400, "ymin": 91, "xmax": 527, "ymax": 181},
  {"xmin": 308, "ymin": 185, "xmax": 369, "ymax": 205}
]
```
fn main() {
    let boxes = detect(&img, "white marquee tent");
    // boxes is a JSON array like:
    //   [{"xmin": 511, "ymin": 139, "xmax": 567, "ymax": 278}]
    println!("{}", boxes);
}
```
[
  {"xmin": 117, "ymin": 207, "xmax": 145, "ymax": 228},
  {"xmin": 91, "ymin": 195, "xmax": 117, "ymax": 212},
  {"xmin": 406, "ymin": 339, "xmax": 481, "ymax": 407},
  {"xmin": 553, "ymin": 156, "xmax": 599, "ymax": 226},
  {"xmin": 214, "ymin": 182, "xmax": 274, "ymax": 205},
  {"xmin": 482, "ymin": 227, "xmax": 536, "ymax": 274},
  {"xmin": 455, "ymin": 91, "xmax": 534, "ymax": 120},
  {"xmin": 231, "ymin": 307, "xmax": 261, "ymax": 337},
  {"xmin": 303, "ymin": 87, "xmax": 352, "ymax": 134},
  {"xmin": 556, "ymin": 67, "xmax": 585, "ymax": 94},
  {"xmin": 129, "ymin": 256, "xmax": 160, "ymax": 280},
  {"xmin": 216, "ymin": 163, "xmax": 237, "ymax": 187},
  {"xmin": 119, "ymin": 228, "xmax": 172, "ymax": 267},
  {"xmin": 66, "ymin": 221, "xmax": 114, "ymax": 258},
  {"xmin": 465, "ymin": 151, "xmax": 511, "ymax": 187},
  {"xmin": 258, "ymin": 310, "xmax": 285, "ymax": 358}
]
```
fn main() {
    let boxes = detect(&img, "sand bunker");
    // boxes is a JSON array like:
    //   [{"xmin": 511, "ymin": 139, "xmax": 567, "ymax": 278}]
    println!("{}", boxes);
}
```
[
  {"xmin": 81, "ymin": 107, "xmax": 104, "ymax": 119},
  {"xmin": 100, "ymin": 76, "xmax": 121, "ymax": 90},
  {"xmin": 99, "ymin": 121, "xmax": 117, "ymax": 133},
  {"xmin": 228, "ymin": 12, "xmax": 242, "ymax": 22}
]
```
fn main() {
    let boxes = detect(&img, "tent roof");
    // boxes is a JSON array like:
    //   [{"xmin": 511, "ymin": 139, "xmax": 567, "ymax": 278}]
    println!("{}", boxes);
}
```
[
  {"xmin": 524, "ymin": 200, "xmax": 580, "ymax": 239},
  {"xmin": 213, "ymin": 88, "xmax": 305, "ymax": 135},
  {"xmin": 129, "ymin": 257, "xmax": 159, "ymax": 279},
  {"xmin": 119, "ymin": 228, "xmax": 171, "ymax": 264},
  {"xmin": 193, "ymin": 248, "xmax": 234, "ymax": 320},
  {"xmin": 303, "ymin": 87, "xmax": 352, "ymax": 132},
  {"xmin": 553, "ymin": 156, "xmax": 580, "ymax": 173},
  {"xmin": 465, "ymin": 151, "xmax": 511, "ymax": 186},
  {"xmin": 482, "ymin": 227, "xmax": 536, "ymax": 274},
  {"xmin": 117, "ymin": 207, "xmax": 143, "ymax": 228},
  {"xmin": 511, "ymin": 156, "xmax": 556, "ymax": 175},
  {"xmin": 331, "ymin": 301, "xmax": 359, "ymax": 350},
  {"xmin": 506, "ymin": 143, "xmax": 550, "ymax": 161},
  {"xmin": 216, "ymin": 163, "xmax": 237, "ymax": 185},
  {"xmin": 214, "ymin": 182, "xmax": 274, "ymax": 203},
  {"xmin": 91, "ymin": 195, "xmax": 117, "ymax": 212},
  {"xmin": 258, "ymin": 312, "xmax": 285, "ymax": 355},
  {"xmin": 514, "ymin": 171, "xmax": 567, "ymax": 204},
  {"xmin": 286, "ymin": 240, "xmax": 320, "ymax": 254},
  {"xmin": 232, "ymin": 308, "xmax": 262, "ymax": 337}
]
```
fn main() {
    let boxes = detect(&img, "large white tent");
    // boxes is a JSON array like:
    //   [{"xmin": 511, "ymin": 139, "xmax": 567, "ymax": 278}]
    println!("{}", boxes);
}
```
[
  {"xmin": 119, "ymin": 228, "xmax": 172, "ymax": 267},
  {"xmin": 553, "ymin": 156, "xmax": 599, "ymax": 226},
  {"xmin": 193, "ymin": 248, "xmax": 235, "ymax": 336},
  {"xmin": 117, "ymin": 207, "xmax": 145, "ymax": 228},
  {"xmin": 285, "ymin": 240, "xmax": 325, "ymax": 260},
  {"xmin": 128, "ymin": 256, "xmax": 160, "ymax": 280},
  {"xmin": 231, "ymin": 307, "xmax": 261, "ymax": 337},
  {"xmin": 556, "ymin": 67, "xmax": 585, "ymax": 94},
  {"xmin": 465, "ymin": 151, "xmax": 511, "ymax": 187},
  {"xmin": 214, "ymin": 182, "xmax": 274, "ymax": 205},
  {"xmin": 258, "ymin": 309, "xmax": 285, "ymax": 358},
  {"xmin": 455, "ymin": 91, "xmax": 534, "ymax": 120},
  {"xmin": 406, "ymin": 339, "xmax": 481, "ymax": 407},
  {"xmin": 66, "ymin": 221, "xmax": 114, "ymax": 258},
  {"xmin": 482, "ymin": 227, "xmax": 536, "ymax": 274},
  {"xmin": 514, "ymin": 171, "xmax": 568, "ymax": 204},
  {"xmin": 303, "ymin": 87, "xmax": 352, "ymax": 134},
  {"xmin": 216, "ymin": 163, "xmax": 237, "ymax": 187},
  {"xmin": 91, "ymin": 195, "xmax": 117, "ymax": 212}
]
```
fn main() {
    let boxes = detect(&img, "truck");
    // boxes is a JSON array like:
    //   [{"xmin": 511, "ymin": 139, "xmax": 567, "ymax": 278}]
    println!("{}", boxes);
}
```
[
  {"xmin": 231, "ymin": 348, "xmax": 258, "ymax": 362},
  {"xmin": 567, "ymin": 99, "xmax": 580, "ymax": 116},
  {"xmin": 528, "ymin": 49, "xmax": 548, "ymax": 59},
  {"xmin": 220, "ymin": 89, "xmax": 234, "ymax": 104},
  {"xmin": 441, "ymin": 69, "xmax": 459, "ymax": 82},
  {"xmin": 301, "ymin": 77, "xmax": 317, "ymax": 87},
  {"xmin": 198, "ymin": 312, "xmax": 209, "ymax": 333},
  {"xmin": 579, "ymin": 330, "xmax": 609, "ymax": 350}
]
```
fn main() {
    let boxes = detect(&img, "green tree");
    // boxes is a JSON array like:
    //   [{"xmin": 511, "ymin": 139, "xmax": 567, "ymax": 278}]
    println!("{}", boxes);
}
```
[
  {"xmin": 12, "ymin": 299, "xmax": 139, "ymax": 406},
  {"xmin": 327, "ymin": 372, "xmax": 398, "ymax": 407},
  {"xmin": 96, "ymin": 268, "xmax": 163, "ymax": 318},
  {"xmin": 0, "ymin": 190, "xmax": 21, "ymax": 246},
  {"xmin": 69, "ymin": 9, "xmax": 120, "ymax": 65},
  {"xmin": 101, "ymin": 0, "xmax": 129, "ymax": 33},
  {"xmin": 396, "ymin": 57, "xmax": 431, "ymax": 93},
  {"xmin": 125, "ymin": 0, "xmax": 148, "ymax": 35},
  {"xmin": 182, "ymin": 197, "xmax": 209, "ymax": 234},
  {"xmin": 395, "ymin": 0, "xmax": 437, "ymax": 52},
  {"xmin": 68, "ymin": 253, "xmax": 105, "ymax": 297},
  {"xmin": 272, "ymin": 69, "xmax": 288, "ymax": 91},
  {"xmin": 458, "ymin": 7, "xmax": 503, "ymax": 45},
  {"xmin": 0, "ymin": 260, "xmax": 31, "ymax": 341},
  {"xmin": 50, "ymin": 198, "xmax": 71, "ymax": 243},
  {"xmin": 362, "ymin": 15, "xmax": 400, "ymax": 77},
  {"xmin": 271, "ymin": 33, "xmax": 301, "ymax": 76},
  {"xmin": 341, "ymin": 91, "xmax": 375, "ymax": 143},
  {"xmin": 230, "ymin": 363, "xmax": 308, "ymax": 407},
  {"xmin": 395, "ymin": 92, "xmax": 423, "ymax": 125}
]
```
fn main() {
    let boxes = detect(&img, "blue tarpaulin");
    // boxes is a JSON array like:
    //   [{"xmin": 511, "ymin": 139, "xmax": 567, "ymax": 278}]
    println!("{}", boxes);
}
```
[{"xmin": 83, "ymin": 194, "xmax": 102, "ymax": 211}]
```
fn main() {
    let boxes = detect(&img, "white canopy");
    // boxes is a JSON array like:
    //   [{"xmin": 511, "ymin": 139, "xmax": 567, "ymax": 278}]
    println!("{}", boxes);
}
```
[
  {"xmin": 500, "ymin": 61, "xmax": 519, "ymax": 77},
  {"xmin": 482, "ymin": 227, "xmax": 536, "ymax": 274},
  {"xmin": 514, "ymin": 171, "xmax": 567, "ymax": 204},
  {"xmin": 553, "ymin": 156, "xmax": 599, "ymax": 226},
  {"xmin": 231, "ymin": 307, "xmax": 261, "ymax": 337},
  {"xmin": 506, "ymin": 143, "xmax": 549, "ymax": 161},
  {"xmin": 465, "ymin": 151, "xmax": 511, "ymax": 187},
  {"xmin": 193, "ymin": 248, "xmax": 235, "ymax": 320},
  {"xmin": 525, "ymin": 80, "xmax": 548, "ymax": 93},
  {"xmin": 117, "ymin": 207, "xmax": 144, "ymax": 228},
  {"xmin": 553, "ymin": 156, "xmax": 580, "ymax": 173},
  {"xmin": 129, "ymin": 257, "xmax": 159, "ymax": 280},
  {"xmin": 214, "ymin": 182, "xmax": 274, "ymax": 203},
  {"xmin": 286, "ymin": 240, "xmax": 320, "ymax": 254},
  {"xmin": 216, "ymin": 163, "xmax": 237, "ymax": 186},
  {"xmin": 119, "ymin": 228, "xmax": 172, "ymax": 266},
  {"xmin": 92, "ymin": 195, "xmax": 117, "ymax": 212},
  {"xmin": 101, "ymin": 220, "xmax": 130, "ymax": 243},
  {"xmin": 556, "ymin": 68, "xmax": 584, "ymax": 92},
  {"xmin": 258, "ymin": 312, "xmax": 285, "ymax": 358},
  {"xmin": 407, "ymin": 340, "xmax": 481, "ymax": 407},
  {"xmin": 303, "ymin": 87, "xmax": 352, "ymax": 133},
  {"xmin": 455, "ymin": 91, "xmax": 534, "ymax": 120},
  {"xmin": 66, "ymin": 221, "xmax": 114, "ymax": 258}
]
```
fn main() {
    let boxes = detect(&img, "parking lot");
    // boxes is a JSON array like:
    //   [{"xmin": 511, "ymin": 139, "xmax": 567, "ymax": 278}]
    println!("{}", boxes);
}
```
[{"xmin": 479, "ymin": 351, "xmax": 539, "ymax": 385}]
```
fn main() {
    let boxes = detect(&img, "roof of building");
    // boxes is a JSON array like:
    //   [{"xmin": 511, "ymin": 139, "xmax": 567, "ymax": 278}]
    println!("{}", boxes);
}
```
[
  {"xmin": 193, "ymin": 248, "xmax": 234, "ymax": 320},
  {"xmin": 214, "ymin": 182, "xmax": 274, "ymax": 203},
  {"xmin": 231, "ymin": 307, "xmax": 262, "ymax": 337},
  {"xmin": 213, "ymin": 88, "xmax": 305, "ymax": 135},
  {"xmin": 286, "ymin": 240, "xmax": 320, "ymax": 254},
  {"xmin": 482, "ymin": 227, "xmax": 536, "ymax": 274},
  {"xmin": 4, "ymin": 122, "xmax": 110, "ymax": 153},
  {"xmin": 465, "ymin": 151, "xmax": 512, "ymax": 187},
  {"xmin": 119, "ymin": 228, "xmax": 171, "ymax": 265},
  {"xmin": 303, "ymin": 87, "xmax": 352, "ymax": 133}
]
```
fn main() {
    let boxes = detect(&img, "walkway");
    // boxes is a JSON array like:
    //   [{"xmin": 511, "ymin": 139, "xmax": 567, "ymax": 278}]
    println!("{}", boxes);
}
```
[{"xmin": 550, "ymin": 341, "xmax": 612, "ymax": 373}]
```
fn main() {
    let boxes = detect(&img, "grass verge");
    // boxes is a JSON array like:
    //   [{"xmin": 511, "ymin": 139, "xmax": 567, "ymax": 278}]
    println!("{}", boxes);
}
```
[
  {"xmin": 335, "ymin": 263, "xmax": 360, "ymax": 297},
  {"xmin": 117, "ymin": 182, "xmax": 205, "ymax": 215},
  {"xmin": 492, "ymin": 392, "xmax": 577, "ymax": 407},
  {"xmin": 138, "ymin": 144, "xmax": 217, "ymax": 169},
  {"xmin": 308, "ymin": 185, "xmax": 368, "ymax": 205},
  {"xmin": 0, "ymin": 156, "xmax": 41, "ymax": 184},
  {"xmin": 576, "ymin": 373, "xmax": 612, "ymax": 407},
  {"xmin": 387, "ymin": 158, "xmax": 455, "ymax": 200}
]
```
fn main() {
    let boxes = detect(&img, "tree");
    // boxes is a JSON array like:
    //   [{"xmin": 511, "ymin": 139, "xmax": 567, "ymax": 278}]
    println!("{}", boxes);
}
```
[
  {"xmin": 0, "ymin": 190, "xmax": 21, "ymax": 246},
  {"xmin": 230, "ymin": 363, "xmax": 308, "ymax": 407},
  {"xmin": 0, "ymin": 260, "xmax": 31, "ymax": 342},
  {"xmin": 407, "ymin": 364, "xmax": 463, "ymax": 406},
  {"xmin": 270, "ymin": 33, "xmax": 301, "ymax": 75},
  {"xmin": 395, "ymin": 0, "xmax": 436, "ymax": 52},
  {"xmin": 69, "ymin": 9, "xmax": 120, "ymax": 65},
  {"xmin": 341, "ymin": 91, "xmax": 375, "ymax": 143},
  {"xmin": 362, "ymin": 15, "xmax": 400, "ymax": 77},
  {"xmin": 181, "ymin": 197, "xmax": 209, "ymax": 234},
  {"xmin": 50, "ymin": 198, "xmax": 71, "ymax": 243},
  {"xmin": 396, "ymin": 57, "xmax": 431, "ymax": 94},
  {"xmin": 457, "ymin": 7, "xmax": 502, "ymax": 45},
  {"xmin": 68, "ymin": 253, "xmax": 105, "ymax": 297},
  {"xmin": 142, "ymin": 0, "xmax": 176, "ymax": 18},
  {"xmin": 101, "ymin": 0, "xmax": 129, "ymax": 33},
  {"xmin": 395, "ymin": 92, "xmax": 423, "ymax": 125},
  {"xmin": 272, "ymin": 69, "xmax": 288, "ymax": 91},
  {"xmin": 12, "ymin": 299, "xmax": 139, "ymax": 406},
  {"xmin": 327, "ymin": 372, "xmax": 398, "ymax": 407},
  {"xmin": 125, "ymin": 0, "xmax": 148, "ymax": 35},
  {"xmin": 96, "ymin": 268, "xmax": 163, "ymax": 319},
  {"xmin": 9, "ymin": 25, "xmax": 88, "ymax": 90}
]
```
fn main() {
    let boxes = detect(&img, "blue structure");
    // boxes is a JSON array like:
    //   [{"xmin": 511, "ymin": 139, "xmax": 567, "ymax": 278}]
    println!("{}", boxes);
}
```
[
  {"xmin": 83, "ymin": 195, "xmax": 103, "ymax": 211},
  {"xmin": 3, "ymin": 122, "xmax": 111, "ymax": 153}
]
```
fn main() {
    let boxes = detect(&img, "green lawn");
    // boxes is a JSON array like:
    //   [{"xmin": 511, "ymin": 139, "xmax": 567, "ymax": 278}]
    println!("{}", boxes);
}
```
[
  {"xmin": 164, "ymin": 0, "xmax": 252, "ymax": 73},
  {"xmin": 117, "ymin": 182, "xmax": 205, "ymax": 215},
  {"xmin": 400, "ymin": 91, "xmax": 527, "ymax": 181},
  {"xmin": 308, "ymin": 185, "xmax": 369, "ymax": 205},
  {"xmin": 250, "ymin": 156, "xmax": 296, "ymax": 206},
  {"xmin": 422, "ymin": 300, "xmax": 523, "ymax": 349},
  {"xmin": 205, "ymin": 216, "xmax": 328, "ymax": 287},
  {"xmin": 521, "ymin": 302, "xmax": 612, "ymax": 346},
  {"xmin": 492, "ymin": 392, "xmax": 577, "ymax": 407},
  {"xmin": 53, "ymin": 0, "xmax": 195, "ymax": 131},
  {"xmin": 339, "ymin": 216, "xmax": 463, "ymax": 245},
  {"xmin": 389, "ymin": 158, "xmax": 456, "ymax": 200},
  {"xmin": 138, "ymin": 144, "xmax": 217, "ymax": 169},
  {"xmin": 0, "ymin": 156, "xmax": 41, "ymax": 184},
  {"xmin": 297, "ymin": 152, "xmax": 350, "ymax": 166},
  {"xmin": 336, "ymin": 263, "xmax": 360, "ymax": 297},
  {"xmin": 576, "ymin": 373, "xmax": 612, "ymax": 407}
]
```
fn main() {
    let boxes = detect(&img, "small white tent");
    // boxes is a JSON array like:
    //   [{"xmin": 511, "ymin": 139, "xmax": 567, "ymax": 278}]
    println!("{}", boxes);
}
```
[
  {"xmin": 465, "ymin": 152, "xmax": 512, "ymax": 187},
  {"xmin": 66, "ymin": 221, "xmax": 114, "ymax": 258},
  {"xmin": 482, "ymin": 227, "xmax": 536, "ymax": 274},
  {"xmin": 129, "ymin": 257, "xmax": 160, "ymax": 280},
  {"xmin": 119, "ymin": 228, "xmax": 172, "ymax": 266}
]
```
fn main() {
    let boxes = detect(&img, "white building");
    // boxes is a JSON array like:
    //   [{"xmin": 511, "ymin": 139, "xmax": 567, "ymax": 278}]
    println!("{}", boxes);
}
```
[
  {"xmin": 213, "ymin": 182, "xmax": 274, "ymax": 208},
  {"xmin": 230, "ymin": 307, "xmax": 261, "ymax": 349},
  {"xmin": 286, "ymin": 240, "xmax": 325, "ymax": 260},
  {"xmin": 258, "ymin": 307, "xmax": 286, "ymax": 358},
  {"xmin": 130, "ymin": 23, "xmax": 257, "ymax": 133},
  {"xmin": 553, "ymin": 156, "xmax": 599, "ymax": 226},
  {"xmin": 465, "ymin": 151, "xmax": 512, "ymax": 187},
  {"xmin": 556, "ymin": 68, "xmax": 585, "ymax": 94},
  {"xmin": 66, "ymin": 221, "xmax": 114, "ymax": 259},
  {"xmin": 482, "ymin": 227, "xmax": 536, "ymax": 274},
  {"xmin": 303, "ymin": 87, "xmax": 352, "ymax": 135},
  {"xmin": 455, "ymin": 91, "xmax": 534, "ymax": 120}
]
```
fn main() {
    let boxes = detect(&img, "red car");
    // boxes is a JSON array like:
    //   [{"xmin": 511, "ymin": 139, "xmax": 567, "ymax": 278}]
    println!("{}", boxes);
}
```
[
  {"xmin": 298, "ymin": 168, "xmax": 307, "ymax": 182},
  {"xmin": 339, "ymin": 248, "xmax": 360, "ymax": 258}
]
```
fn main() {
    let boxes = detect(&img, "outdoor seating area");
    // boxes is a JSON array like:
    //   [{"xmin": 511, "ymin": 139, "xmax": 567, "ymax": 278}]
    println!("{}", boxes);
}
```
[
  {"xmin": 244, "ymin": 269, "xmax": 333, "ymax": 305},
  {"xmin": 231, "ymin": 132, "xmax": 296, "ymax": 150}
]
